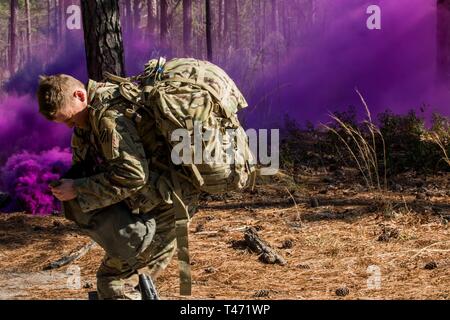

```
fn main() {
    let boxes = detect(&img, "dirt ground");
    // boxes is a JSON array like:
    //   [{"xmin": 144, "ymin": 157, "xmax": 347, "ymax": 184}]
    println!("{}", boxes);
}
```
[{"xmin": 0, "ymin": 169, "xmax": 449, "ymax": 300}]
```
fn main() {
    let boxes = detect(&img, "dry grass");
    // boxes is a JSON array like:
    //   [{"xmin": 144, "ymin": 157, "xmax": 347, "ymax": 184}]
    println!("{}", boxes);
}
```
[
  {"xmin": 422, "ymin": 131, "xmax": 450, "ymax": 167},
  {"xmin": 322, "ymin": 89, "xmax": 387, "ymax": 191}
]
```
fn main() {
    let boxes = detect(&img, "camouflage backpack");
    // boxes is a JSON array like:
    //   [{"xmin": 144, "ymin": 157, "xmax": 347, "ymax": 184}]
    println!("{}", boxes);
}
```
[
  {"xmin": 106, "ymin": 57, "xmax": 256, "ymax": 194},
  {"xmin": 105, "ymin": 57, "xmax": 256, "ymax": 295}
]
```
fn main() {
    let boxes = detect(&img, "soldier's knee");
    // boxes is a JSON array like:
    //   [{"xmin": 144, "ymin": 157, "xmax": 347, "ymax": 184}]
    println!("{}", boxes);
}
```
[
  {"xmin": 96, "ymin": 276, "xmax": 125, "ymax": 300},
  {"xmin": 146, "ymin": 239, "xmax": 177, "ymax": 278}
]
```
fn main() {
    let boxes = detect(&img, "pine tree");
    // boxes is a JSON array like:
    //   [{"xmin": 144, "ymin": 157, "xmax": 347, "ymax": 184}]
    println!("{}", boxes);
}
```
[
  {"xmin": 9, "ymin": 0, "xmax": 18, "ymax": 75},
  {"xmin": 205, "ymin": 0, "xmax": 213, "ymax": 61},
  {"xmin": 25, "ymin": 0, "xmax": 32, "ymax": 60},
  {"xmin": 80, "ymin": 0, "xmax": 126, "ymax": 80},
  {"xmin": 437, "ymin": 0, "xmax": 450, "ymax": 82},
  {"xmin": 183, "ymin": 0, "xmax": 192, "ymax": 55},
  {"xmin": 160, "ymin": 0, "xmax": 168, "ymax": 44},
  {"xmin": 147, "ymin": 0, "xmax": 157, "ymax": 36}
]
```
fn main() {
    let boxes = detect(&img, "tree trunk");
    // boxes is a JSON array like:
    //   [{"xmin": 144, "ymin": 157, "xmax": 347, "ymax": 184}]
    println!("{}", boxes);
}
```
[
  {"xmin": 60, "ymin": 0, "xmax": 68, "ymax": 48},
  {"xmin": 160, "ymin": 0, "xmax": 168, "ymax": 44},
  {"xmin": 195, "ymin": 0, "xmax": 204, "ymax": 58},
  {"xmin": 47, "ymin": 0, "xmax": 52, "ymax": 49},
  {"xmin": 147, "ymin": 0, "xmax": 157, "ymax": 36},
  {"xmin": 271, "ymin": 0, "xmax": 278, "ymax": 34},
  {"xmin": 80, "ymin": 0, "xmax": 126, "ymax": 81},
  {"xmin": 218, "ymin": 0, "xmax": 223, "ymax": 44},
  {"xmin": 133, "ymin": 0, "xmax": 141, "ymax": 31},
  {"xmin": 252, "ymin": 0, "xmax": 259, "ymax": 47},
  {"xmin": 183, "ymin": 0, "xmax": 193, "ymax": 56},
  {"xmin": 281, "ymin": 0, "xmax": 289, "ymax": 48},
  {"xmin": 233, "ymin": 0, "xmax": 239, "ymax": 48},
  {"xmin": 9, "ymin": 0, "xmax": 18, "ymax": 75},
  {"xmin": 437, "ymin": 0, "xmax": 450, "ymax": 83},
  {"xmin": 25, "ymin": 0, "xmax": 32, "ymax": 61},
  {"xmin": 54, "ymin": 0, "xmax": 60, "ymax": 47},
  {"xmin": 224, "ymin": 0, "xmax": 230, "ymax": 45},
  {"xmin": 263, "ymin": 0, "xmax": 267, "ymax": 38},
  {"xmin": 124, "ymin": 0, "xmax": 132, "ymax": 32},
  {"xmin": 205, "ymin": 0, "xmax": 213, "ymax": 61}
]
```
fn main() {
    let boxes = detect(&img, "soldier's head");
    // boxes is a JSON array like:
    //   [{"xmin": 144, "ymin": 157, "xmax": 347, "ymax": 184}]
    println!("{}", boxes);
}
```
[{"xmin": 36, "ymin": 74, "xmax": 89, "ymax": 129}]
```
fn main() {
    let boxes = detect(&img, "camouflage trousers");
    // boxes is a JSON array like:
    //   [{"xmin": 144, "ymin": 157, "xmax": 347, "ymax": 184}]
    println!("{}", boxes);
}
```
[
  {"xmin": 96, "ymin": 200, "xmax": 198, "ymax": 300},
  {"xmin": 63, "ymin": 185, "xmax": 199, "ymax": 300}
]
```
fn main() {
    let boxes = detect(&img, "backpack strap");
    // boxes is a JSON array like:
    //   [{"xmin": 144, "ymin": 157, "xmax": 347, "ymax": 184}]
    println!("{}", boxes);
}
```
[
  {"xmin": 169, "ymin": 169, "xmax": 192, "ymax": 296},
  {"xmin": 103, "ymin": 71, "xmax": 131, "ymax": 84}
]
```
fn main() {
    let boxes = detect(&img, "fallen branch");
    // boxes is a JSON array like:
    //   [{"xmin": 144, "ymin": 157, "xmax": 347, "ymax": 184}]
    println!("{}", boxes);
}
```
[
  {"xmin": 285, "ymin": 188, "xmax": 303, "ymax": 225},
  {"xmin": 410, "ymin": 241, "xmax": 450, "ymax": 260},
  {"xmin": 200, "ymin": 197, "xmax": 450, "ymax": 212},
  {"xmin": 244, "ymin": 227, "xmax": 287, "ymax": 266},
  {"xmin": 195, "ymin": 226, "xmax": 248, "ymax": 236},
  {"xmin": 43, "ymin": 241, "xmax": 97, "ymax": 270}
]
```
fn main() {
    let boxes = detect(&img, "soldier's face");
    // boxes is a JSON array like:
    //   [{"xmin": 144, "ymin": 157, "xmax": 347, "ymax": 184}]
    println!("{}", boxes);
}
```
[{"xmin": 54, "ymin": 89, "xmax": 89, "ymax": 129}]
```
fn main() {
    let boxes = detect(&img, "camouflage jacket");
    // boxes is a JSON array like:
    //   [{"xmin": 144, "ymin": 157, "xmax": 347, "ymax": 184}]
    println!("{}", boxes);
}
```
[{"xmin": 71, "ymin": 80, "xmax": 172, "ymax": 214}]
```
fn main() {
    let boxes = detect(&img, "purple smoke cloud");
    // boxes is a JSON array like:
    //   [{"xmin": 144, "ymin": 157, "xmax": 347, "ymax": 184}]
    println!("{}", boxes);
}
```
[
  {"xmin": 0, "ymin": 94, "xmax": 71, "ymax": 164},
  {"xmin": 245, "ymin": 0, "xmax": 450, "ymax": 129},
  {"xmin": 0, "ymin": 147, "xmax": 72, "ymax": 215},
  {"xmin": 0, "ymin": 94, "xmax": 72, "ymax": 214}
]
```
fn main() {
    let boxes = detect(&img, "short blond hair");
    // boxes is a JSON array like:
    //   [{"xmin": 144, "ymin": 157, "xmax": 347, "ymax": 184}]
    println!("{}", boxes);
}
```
[{"xmin": 36, "ymin": 74, "xmax": 85, "ymax": 120}]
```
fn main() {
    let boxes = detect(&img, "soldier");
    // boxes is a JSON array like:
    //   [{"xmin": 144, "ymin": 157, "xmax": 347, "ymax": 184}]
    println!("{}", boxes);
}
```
[{"xmin": 36, "ymin": 74, "xmax": 199, "ymax": 300}]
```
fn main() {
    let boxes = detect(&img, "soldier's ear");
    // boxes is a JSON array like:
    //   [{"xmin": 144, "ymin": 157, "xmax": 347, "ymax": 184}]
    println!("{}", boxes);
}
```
[{"xmin": 74, "ymin": 89, "xmax": 86, "ymax": 102}]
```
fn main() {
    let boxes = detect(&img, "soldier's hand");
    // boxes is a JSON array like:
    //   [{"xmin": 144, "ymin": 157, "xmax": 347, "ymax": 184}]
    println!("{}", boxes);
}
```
[{"xmin": 50, "ymin": 179, "xmax": 77, "ymax": 202}]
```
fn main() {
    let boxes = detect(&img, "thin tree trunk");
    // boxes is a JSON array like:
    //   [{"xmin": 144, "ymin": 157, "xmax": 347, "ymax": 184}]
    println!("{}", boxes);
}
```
[
  {"xmin": 54, "ymin": 0, "xmax": 60, "ymax": 47},
  {"xmin": 60, "ymin": 0, "xmax": 68, "ymax": 48},
  {"xmin": 205, "ymin": 0, "xmax": 212, "ymax": 61},
  {"xmin": 195, "ymin": 0, "xmax": 203, "ymax": 58},
  {"xmin": 80, "ymin": 0, "xmax": 126, "ymax": 80},
  {"xmin": 20, "ymin": 30, "xmax": 26, "ymax": 68},
  {"xmin": 147, "ymin": 0, "xmax": 157, "ymax": 36},
  {"xmin": 25, "ymin": 0, "xmax": 32, "ymax": 60},
  {"xmin": 160, "ymin": 0, "xmax": 168, "ymax": 44},
  {"xmin": 183, "ymin": 0, "xmax": 192, "ymax": 56},
  {"xmin": 263, "ymin": 0, "xmax": 267, "ymax": 38},
  {"xmin": 437, "ymin": 0, "xmax": 450, "ymax": 83},
  {"xmin": 224, "ymin": 0, "xmax": 230, "ymax": 46},
  {"xmin": 281, "ymin": 0, "xmax": 289, "ymax": 48},
  {"xmin": 218, "ymin": 0, "xmax": 223, "ymax": 44},
  {"xmin": 233, "ymin": 0, "xmax": 239, "ymax": 48},
  {"xmin": 133, "ymin": 0, "xmax": 140, "ymax": 31},
  {"xmin": 47, "ymin": 0, "xmax": 52, "ymax": 49},
  {"xmin": 9, "ymin": 0, "xmax": 18, "ymax": 75},
  {"xmin": 271, "ymin": 0, "xmax": 278, "ymax": 34},
  {"xmin": 124, "ymin": 0, "xmax": 132, "ymax": 32}
]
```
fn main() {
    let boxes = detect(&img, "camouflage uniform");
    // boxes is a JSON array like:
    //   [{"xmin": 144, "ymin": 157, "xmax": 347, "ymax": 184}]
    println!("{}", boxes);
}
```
[{"xmin": 64, "ymin": 80, "xmax": 199, "ymax": 300}]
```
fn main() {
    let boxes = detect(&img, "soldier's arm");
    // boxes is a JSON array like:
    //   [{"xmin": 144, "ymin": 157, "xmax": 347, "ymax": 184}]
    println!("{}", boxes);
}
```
[
  {"xmin": 73, "ymin": 110, "xmax": 149, "ymax": 212},
  {"xmin": 71, "ymin": 128, "xmax": 86, "ymax": 165},
  {"xmin": 60, "ymin": 128, "xmax": 93, "ymax": 180}
]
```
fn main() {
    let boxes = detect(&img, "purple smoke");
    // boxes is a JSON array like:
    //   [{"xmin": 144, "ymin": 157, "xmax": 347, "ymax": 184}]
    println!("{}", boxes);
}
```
[
  {"xmin": 245, "ymin": 0, "xmax": 450, "ymax": 128},
  {"xmin": 0, "ymin": 95, "xmax": 72, "ymax": 164},
  {"xmin": 0, "ymin": 27, "xmax": 86, "ymax": 214},
  {"xmin": 0, "ymin": 148, "xmax": 72, "ymax": 215},
  {"xmin": 0, "ymin": 94, "xmax": 72, "ymax": 214}
]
